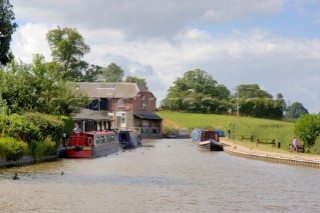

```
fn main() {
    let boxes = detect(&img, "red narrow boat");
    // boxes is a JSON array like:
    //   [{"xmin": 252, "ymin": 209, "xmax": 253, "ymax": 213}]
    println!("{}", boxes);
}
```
[{"xmin": 66, "ymin": 131, "xmax": 118, "ymax": 158}]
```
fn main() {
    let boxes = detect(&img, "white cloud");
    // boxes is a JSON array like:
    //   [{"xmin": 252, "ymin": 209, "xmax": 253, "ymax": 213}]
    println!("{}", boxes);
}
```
[
  {"xmin": 11, "ymin": 0, "xmax": 283, "ymax": 39},
  {"xmin": 9, "ymin": 0, "xmax": 320, "ymax": 113}
]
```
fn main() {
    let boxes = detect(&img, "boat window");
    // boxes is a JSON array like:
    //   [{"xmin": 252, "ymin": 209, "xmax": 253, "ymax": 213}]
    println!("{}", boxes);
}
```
[
  {"xmin": 109, "ymin": 134, "xmax": 115, "ymax": 142},
  {"xmin": 96, "ymin": 137, "xmax": 101, "ymax": 144},
  {"xmin": 101, "ymin": 136, "xmax": 106, "ymax": 144}
]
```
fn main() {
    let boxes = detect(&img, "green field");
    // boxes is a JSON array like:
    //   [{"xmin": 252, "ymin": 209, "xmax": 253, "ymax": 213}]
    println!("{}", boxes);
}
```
[{"xmin": 157, "ymin": 111, "xmax": 296, "ymax": 152}]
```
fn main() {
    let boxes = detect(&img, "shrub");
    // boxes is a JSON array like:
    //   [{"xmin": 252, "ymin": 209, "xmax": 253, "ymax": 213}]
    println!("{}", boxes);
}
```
[
  {"xmin": 24, "ymin": 112, "xmax": 64, "ymax": 146},
  {"xmin": 294, "ymin": 113, "xmax": 320, "ymax": 148},
  {"xmin": 29, "ymin": 136, "xmax": 57, "ymax": 161},
  {"xmin": 59, "ymin": 115, "xmax": 73, "ymax": 135},
  {"xmin": 0, "ymin": 137, "xmax": 28, "ymax": 161},
  {"xmin": 3, "ymin": 114, "xmax": 40, "ymax": 142}
]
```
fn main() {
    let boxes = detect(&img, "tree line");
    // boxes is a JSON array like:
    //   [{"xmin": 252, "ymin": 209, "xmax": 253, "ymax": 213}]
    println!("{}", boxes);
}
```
[{"xmin": 160, "ymin": 69, "xmax": 308, "ymax": 120}]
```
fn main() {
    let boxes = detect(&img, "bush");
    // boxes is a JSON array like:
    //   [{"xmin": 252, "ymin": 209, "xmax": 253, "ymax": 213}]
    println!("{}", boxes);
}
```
[
  {"xmin": 294, "ymin": 113, "xmax": 320, "ymax": 148},
  {"xmin": 24, "ymin": 112, "xmax": 64, "ymax": 145},
  {"xmin": 1, "ymin": 114, "xmax": 40, "ymax": 142},
  {"xmin": 0, "ymin": 137, "xmax": 28, "ymax": 161},
  {"xmin": 59, "ymin": 115, "xmax": 73, "ymax": 135},
  {"xmin": 29, "ymin": 136, "xmax": 57, "ymax": 161}
]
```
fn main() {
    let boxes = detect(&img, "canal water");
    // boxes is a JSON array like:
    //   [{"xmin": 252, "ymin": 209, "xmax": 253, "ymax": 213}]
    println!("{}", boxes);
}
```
[{"xmin": 0, "ymin": 139, "xmax": 319, "ymax": 213}]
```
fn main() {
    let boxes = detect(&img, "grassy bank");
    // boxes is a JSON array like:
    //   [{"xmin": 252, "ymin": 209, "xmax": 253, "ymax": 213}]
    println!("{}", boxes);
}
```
[{"xmin": 157, "ymin": 111, "xmax": 295, "ymax": 152}]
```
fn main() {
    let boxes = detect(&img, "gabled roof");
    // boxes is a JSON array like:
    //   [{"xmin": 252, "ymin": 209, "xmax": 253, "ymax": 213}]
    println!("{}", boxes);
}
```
[{"xmin": 77, "ymin": 82, "xmax": 152, "ymax": 98}]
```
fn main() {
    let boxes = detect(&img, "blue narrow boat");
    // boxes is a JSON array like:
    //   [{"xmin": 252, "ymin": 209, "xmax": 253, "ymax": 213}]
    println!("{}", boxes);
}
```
[{"xmin": 117, "ymin": 130, "xmax": 142, "ymax": 149}]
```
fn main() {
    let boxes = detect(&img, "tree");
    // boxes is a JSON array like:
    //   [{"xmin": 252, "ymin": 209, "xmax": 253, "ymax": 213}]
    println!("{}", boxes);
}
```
[
  {"xmin": 294, "ymin": 113, "xmax": 320, "ymax": 148},
  {"xmin": 80, "ymin": 64, "xmax": 102, "ymax": 82},
  {"xmin": 234, "ymin": 84, "xmax": 283, "ymax": 119},
  {"xmin": 46, "ymin": 27, "xmax": 90, "ymax": 80},
  {"xmin": 161, "ymin": 69, "xmax": 230, "ymax": 113},
  {"xmin": 0, "ymin": 0, "xmax": 18, "ymax": 65},
  {"xmin": 100, "ymin": 63, "xmax": 124, "ymax": 82},
  {"xmin": 125, "ymin": 76, "xmax": 148, "ymax": 89},
  {"xmin": 0, "ymin": 55, "xmax": 89, "ymax": 115},
  {"xmin": 285, "ymin": 102, "xmax": 309, "ymax": 119}
]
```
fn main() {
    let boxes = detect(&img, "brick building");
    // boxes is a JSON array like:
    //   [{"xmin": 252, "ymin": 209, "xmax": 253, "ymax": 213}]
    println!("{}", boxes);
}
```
[{"xmin": 77, "ymin": 82, "xmax": 163, "ymax": 138}]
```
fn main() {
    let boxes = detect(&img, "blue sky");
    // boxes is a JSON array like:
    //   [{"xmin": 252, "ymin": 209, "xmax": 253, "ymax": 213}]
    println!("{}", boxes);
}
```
[
  {"xmin": 203, "ymin": 1, "xmax": 320, "ymax": 38},
  {"xmin": 9, "ymin": 0, "xmax": 320, "ymax": 113}
]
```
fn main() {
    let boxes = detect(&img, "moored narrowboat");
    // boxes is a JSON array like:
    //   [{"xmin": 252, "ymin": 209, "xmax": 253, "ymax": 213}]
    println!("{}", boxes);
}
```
[
  {"xmin": 117, "ymin": 129, "xmax": 142, "ymax": 149},
  {"xmin": 192, "ymin": 129, "xmax": 224, "ymax": 151},
  {"xmin": 66, "ymin": 131, "xmax": 118, "ymax": 158}
]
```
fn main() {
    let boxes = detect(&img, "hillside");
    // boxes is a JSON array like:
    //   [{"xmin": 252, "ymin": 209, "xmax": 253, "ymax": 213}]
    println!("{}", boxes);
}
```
[{"xmin": 157, "ymin": 111, "xmax": 295, "ymax": 151}]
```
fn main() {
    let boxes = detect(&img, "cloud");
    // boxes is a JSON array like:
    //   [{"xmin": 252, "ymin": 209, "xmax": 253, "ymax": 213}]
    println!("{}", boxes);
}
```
[
  {"xmin": 11, "ymin": 0, "xmax": 283, "ymax": 39},
  {"xmin": 9, "ymin": 0, "xmax": 320, "ymax": 113}
]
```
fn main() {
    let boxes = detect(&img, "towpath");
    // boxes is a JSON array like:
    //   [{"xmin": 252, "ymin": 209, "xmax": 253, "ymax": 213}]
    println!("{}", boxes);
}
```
[{"xmin": 221, "ymin": 139, "xmax": 320, "ymax": 168}]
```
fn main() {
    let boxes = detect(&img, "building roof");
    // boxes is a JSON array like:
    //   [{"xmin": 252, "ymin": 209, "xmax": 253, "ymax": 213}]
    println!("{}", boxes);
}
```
[
  {"xmin": 73, "ymin": 109, "xmax": 112, "ymax": 121},
  {"xmin": 77, "ymin": 82, "xmax": 152, "ymax": 98},
  {"xmin": 134, "ymin": 112, "xmax": 163, "ymax": 120}
]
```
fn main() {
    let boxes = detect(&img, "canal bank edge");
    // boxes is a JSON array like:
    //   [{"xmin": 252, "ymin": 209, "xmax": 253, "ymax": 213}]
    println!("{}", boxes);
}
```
[
  {"xmin": 221, "ymin": 140, "xmax": 320, "ymax": 169},
  {"xmin": 0, "ymin": 155, "xmax": 58, "ymax": 168}
]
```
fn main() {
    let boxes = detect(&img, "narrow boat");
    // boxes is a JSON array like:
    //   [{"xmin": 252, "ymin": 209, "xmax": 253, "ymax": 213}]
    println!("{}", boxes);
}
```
[
  {"xmin": 66, "ymin": 131, "xmax": 118, "ymax": 158},
  {"xmin": 117, "ymin": 129, "xmax": 142, "ymax": 149},
  {"xmin": 192, "ymin": 129, "xmax": 224, "ymax": 151}
]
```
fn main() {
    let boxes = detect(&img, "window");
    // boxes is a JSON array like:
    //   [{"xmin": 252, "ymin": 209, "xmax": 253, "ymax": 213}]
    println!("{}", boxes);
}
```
[
  {"xmin": 96, "ymin": 137, "xmax": 101, "ymax": 144},
  {"xmin": 141, "ymin": 96, "xmax": 147, "ymax": 107},
  {"xmin": 108, "ymin": 113, "xmax": 114, "ymax": 120},
  {"xmin": 118, "ymin": 99, "xmax": 124, "ymax": 107}
]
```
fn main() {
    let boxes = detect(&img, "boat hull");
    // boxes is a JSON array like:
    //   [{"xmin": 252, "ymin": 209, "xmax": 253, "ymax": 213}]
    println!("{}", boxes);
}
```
[
  {"xmin": 66, "ymin": 143, "xmax": 119, "ymax": 158},
  {"xmin": 66, "ymin": 131, "xmax": 119, "ymax": 158},
  {"xmin": 118, "ymin": 130, "xmax": 142, "ymax": 149},
  {"xmin": 198, "ymin": 140, "xmax": 223, "ymax": 151}
]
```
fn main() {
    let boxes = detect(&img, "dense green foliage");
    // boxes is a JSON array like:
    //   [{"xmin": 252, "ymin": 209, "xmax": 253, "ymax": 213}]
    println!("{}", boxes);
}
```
[
  {"xmin": 161, "ymin": 70, "xmax": 287, "ymax": 119},
  {"xmin": 100, "ymin": 63, "xmax": 124, "ymax": 82},
  {"xmin": 0, "ymin": 0, "xmax": 18, "ymax": 65},
  {"xmin": 0, "ymin": 113, "xmax": 40, "ymax": 142},
  {"xmin": 0, "ymin": 137, "xmax": 28, "ymax": 161},
  {"xmin": 59, "ymin": 115, "xmax": 74, "ymax": 135},
  {"xmin": 161, "ymin": 69, "xmax": 231, "ymax": 113},
  {"xmin": 24, "ymin": 112, "xmax": 64, "ymax": 145},
  {"xmin": 0, "ymin": 112, "xmax": 65, "ymax": 161},
  {"xmin": 285, "ymin": 102, "xmax": 309, "ymax": 119},
  {"xmin": 0, "ymin": 55, "xmax": 90, "ymax": 115},
  {"xmin": 46, "ymin": 27, "xmax": 90, "ymax": 81},
  {"xmin": 29, "ymin": 136, "xmax": 57, "ymax": 161},
  {"xmin": 294, "ymin": 113, "xmax": 320, "ymax": 148},
  {"xmin": 235, "ymin": 84, "xmax": 285, "ymax": 119},
  {"xmin": 125, "ymin": 76, "xmax": 148, "ymax": 89}
]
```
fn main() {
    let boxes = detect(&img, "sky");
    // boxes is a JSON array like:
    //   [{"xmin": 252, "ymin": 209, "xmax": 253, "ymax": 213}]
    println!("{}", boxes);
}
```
[{"xmin": 9, "ymin": 0, "xmax": 320, "ymax": 113}]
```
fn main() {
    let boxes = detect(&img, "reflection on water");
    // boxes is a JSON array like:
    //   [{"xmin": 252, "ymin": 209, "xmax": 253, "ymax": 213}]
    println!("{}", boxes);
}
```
[{"xmin": 1, "ymin": 139, "xmax": 320, "ymax": 213}]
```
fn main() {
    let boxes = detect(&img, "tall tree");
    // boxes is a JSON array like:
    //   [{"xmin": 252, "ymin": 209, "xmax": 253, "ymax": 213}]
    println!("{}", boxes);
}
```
[
  {"xmin": 125, "ymin": 76, "xmax": 148, "ymax": 89},
  {"xmin": 46, "ymin": 27, "xmax": 90, "ymax": 81},
  {"xmin": 0, "ymin": 0, "xmax": 18, "ymax": 65},
  {"xmin": 100, "ymin": 63, "xmax": 124, "ymax": 82},
  {"xmin": 285, "ymin": 102, "xmax": 309, "ymax": 119},
  {"xmin": 235, "ymin": 84, "xmax": 283, "ymax": 119},
  {"xmin": 161, "ymin": 69, "xmax": 230, "ymax": 113},
  {"xmin": 81, "ymin": 64, "xmax": 103, "ymax": 82}
]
